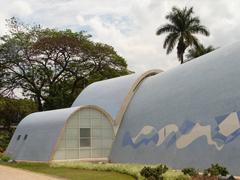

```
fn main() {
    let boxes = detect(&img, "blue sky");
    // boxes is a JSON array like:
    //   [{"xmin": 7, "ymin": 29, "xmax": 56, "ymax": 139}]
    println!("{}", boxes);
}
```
[{"xmin": 1, "ymin": 0, "xmax": 240, "ymax": 72}]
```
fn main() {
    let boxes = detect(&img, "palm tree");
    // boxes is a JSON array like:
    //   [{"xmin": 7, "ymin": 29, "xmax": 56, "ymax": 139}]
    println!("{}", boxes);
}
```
[
  {"xmin": 156, "ymin": 6, "xmax": 210, "ymax": 64},
  {"xmin": 186, "ymin": 44, "xmax": 216, "ymax": 61}
]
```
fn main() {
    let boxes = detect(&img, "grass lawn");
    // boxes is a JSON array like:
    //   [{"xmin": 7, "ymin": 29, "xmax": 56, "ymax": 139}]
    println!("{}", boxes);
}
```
[
  {"xmin": 52, "ymin": 161, "xmax": 189, "ymax": 180},
  {"xmin": 0, "ymin": 162, "xmax": 135, "ymax": 180}
]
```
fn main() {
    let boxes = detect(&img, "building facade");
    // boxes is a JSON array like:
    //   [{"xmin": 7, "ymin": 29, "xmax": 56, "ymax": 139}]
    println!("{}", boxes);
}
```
[{"xmin": 6, "ymin": 42, "xmax": 240, "ymax": 174}]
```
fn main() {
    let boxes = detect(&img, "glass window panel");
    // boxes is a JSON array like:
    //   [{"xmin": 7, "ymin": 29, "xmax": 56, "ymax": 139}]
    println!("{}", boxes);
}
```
[
  {"xmin": 92, "ymin": 118, "xmax": 102, "ymax": 127},
  {"xmin": 102, "ymin": 139, "xmax": 113, "ymax": 149},
  {"xmin": 67, "ymin": 114, "xmax": 79, "ymax": 127},
  {"xmin": 92, "ymin": 139, "xmax": 102, "ymax": 148},
  {"xmin": 102, "ymin": 129, "xmax": 113, "ymax": 138},
  {"xmin": 90, "ymin": 110, "xmax": 101, "ymax": 119},
  {"xmin": 66, "ymin": 149, "xmax": 79, "ymax": 159},
  {"xmin": 79, "ymin": 109, "xmax": 90, "ymax": 118},
  {"xmin": 92, "ymin": 128, "xmax": 102, "ymax": 137},
  {"xmin": 54, "ymin": 108, "xmax": 115, "ymax": 160},
  {"xmin": 65, "ymin": 128, "xmax": 79, "ymax": 139},
  {"xmin": 79, "ymin": 149, "xmax": 91, "ymax": 158},
  {"xmin": 101, "ymin": 118, "xmax": 109, "ymax": 127},
  {"xmin": 66, "ymin": 139, "xmax": 79, "ymax": 148},
  {"xmin": 79, "ymin": 117, "xmax": 91, "ymax": 126},
  {"xmin": 92, "ymin": 149, "xmax": 102, "ymax": 158},
  {"xmin": 80, "ymin": 138, "xmax": 91, "ymax": 147},
  {"xmin": 80, "ymin": 128, "xmax": 90, "ymax": 138}
]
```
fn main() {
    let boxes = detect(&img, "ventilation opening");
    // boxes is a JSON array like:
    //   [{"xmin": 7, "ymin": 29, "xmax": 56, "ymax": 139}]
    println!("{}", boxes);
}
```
[{"xmin": 24, "ymin": 134, "xmax": 28, "ymax": 140}]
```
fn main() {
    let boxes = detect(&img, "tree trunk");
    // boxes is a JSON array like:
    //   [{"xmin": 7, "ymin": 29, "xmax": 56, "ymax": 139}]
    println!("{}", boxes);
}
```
[
  {"xmin": 177, "ymin": 36, "xmax": 186, "ymax": 64},
  {"xmin": 36, "ymin": 95, "xmax": 43, "ymax": 111},
  {"xmin": 180, "ymin": 53, "xmax": 184, "ymax": 64}
]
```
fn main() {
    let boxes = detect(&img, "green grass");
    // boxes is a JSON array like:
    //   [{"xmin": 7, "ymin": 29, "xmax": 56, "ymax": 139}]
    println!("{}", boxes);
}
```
[
  {"xmin": 52, "ymin": 161, "xmax": 190, "ymax": 180},
  {"xmin": 0, "ymin": 160, "xmax": 190, "ymax": 180},
  {"xmin": 0, "ymin": 162, "xmax": 135, "ymax": 180}
]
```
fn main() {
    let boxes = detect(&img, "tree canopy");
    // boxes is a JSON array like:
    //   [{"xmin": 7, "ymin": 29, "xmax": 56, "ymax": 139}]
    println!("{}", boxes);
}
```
[
  {"xmin": 0, "ymin": 17, "xmax": 129, "ymax": 111},
  {"xmin": 186, "ymin": 44, "xmax": 216, "ymax": 61},
  {"xmin": 0, "ymin": 96, "xmax": 37, "ymax": 130},
  {"xmin": 156, "ymin": 6, "xmax": 210, "ymax": 64}
]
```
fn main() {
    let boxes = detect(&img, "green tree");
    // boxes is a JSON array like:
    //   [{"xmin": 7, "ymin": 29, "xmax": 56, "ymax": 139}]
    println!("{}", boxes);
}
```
[
  {"xmin": 0, "ymin": 96, "xmax": 37, "ymax": 130},
  {"xmin": 186, "ymin": 44, "xmax": 216, "ymax": 61},
  {"xmin": 156, "ymin": 6, "xmax": 210, "ymax": 64},
  {"xmin": 0, "ymin": 17, "xmax": 129, "ymax": 111}
]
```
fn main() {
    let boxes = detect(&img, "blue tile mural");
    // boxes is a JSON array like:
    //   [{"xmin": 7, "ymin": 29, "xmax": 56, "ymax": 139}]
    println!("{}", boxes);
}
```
[{"xmin": 122, "ymin": 111, "xmax": 240, "ymax": 151}]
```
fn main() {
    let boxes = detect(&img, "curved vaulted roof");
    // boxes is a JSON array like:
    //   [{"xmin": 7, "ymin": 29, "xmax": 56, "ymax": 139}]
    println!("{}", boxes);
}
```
[
  {"xmin": 6, "ymin": 69, "xmax": 162, "ymax": 162},
  {"xmin": 110, "ymin": 42, "xmax": 240, "ymax": 175},
  {"xmin": 72, "ymin": 69, "xmax": 162, "ymax": 127},
  {"xmin": 6, "ymin": 105, "xmax": 114, "ymax": 162}
]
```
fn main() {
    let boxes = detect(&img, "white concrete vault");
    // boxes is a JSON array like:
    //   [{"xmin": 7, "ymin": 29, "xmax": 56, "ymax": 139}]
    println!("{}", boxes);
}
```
[
  {"xmin": 6, "ymin": 105, "xmax": 115, "ymax": 162},
  {"xmin": 6, "ymin": 70, "xmax": 162, "ymax": 162}
]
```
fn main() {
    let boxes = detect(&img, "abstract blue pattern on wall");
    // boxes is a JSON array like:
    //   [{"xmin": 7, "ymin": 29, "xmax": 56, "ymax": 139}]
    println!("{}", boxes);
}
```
[{"xmin": 122, "ymin": 111, "xmax": 240, "ymax": 151}]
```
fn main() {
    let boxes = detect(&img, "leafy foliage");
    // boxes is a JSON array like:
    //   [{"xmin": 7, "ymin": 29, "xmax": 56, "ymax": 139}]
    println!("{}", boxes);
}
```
[
  {"xmin": 186, "ymin": 44, "xmax": 216, "ymax": 60},
  {"xmin": 140, "ymin": 164, "xmax": 168, "ymax": 180},
  {"xmin": 0, "ymin": 132, "xmax": 11, "ymax": 152},
  {"xmin": 0, "ymin": 17, "xmax": 129, "ymax": 111},
  {"xmin": 0, "ymin": 96, "xmax": 37, "ymax": 130},
  {"xmin": 0, "ymin": 154, "xmax": 11, "ymax": 162},
  {"xmin": 0, "ymin": 96, "xmax": 37, "ymax": 151},
  {"xmin": 204, "ymin": 164, "xmax": 229, "ymax": 176},
  {"xmin": 156, "ymin": 6, "xmax": 209, "ymax": 64},
  {"xmin": 181, "ymin": 168, "xmax": 198, "ymax": 177}
]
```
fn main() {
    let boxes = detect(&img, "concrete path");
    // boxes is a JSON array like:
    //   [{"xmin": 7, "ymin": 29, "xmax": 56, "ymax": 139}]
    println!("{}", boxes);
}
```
[{"xmin": 0, "ymin": 165, "xmax": 62, "ymax": 180}]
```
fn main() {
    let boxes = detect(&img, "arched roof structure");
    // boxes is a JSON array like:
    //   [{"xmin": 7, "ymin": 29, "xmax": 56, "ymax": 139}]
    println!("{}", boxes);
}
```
[
  {"xmin": 72, "ymin": 70, "xmax": 162, "ymax": 129},
  {"xmin": 6, "ymin": 105, "xmax": 114, "ymax": 162},
  {"xmin": 110, "ymin": 42, "xmax": 240, "ymax": 175},
  {"xmin": 7, "ymin": 41, "xmax": 240, "ymax": 175}
]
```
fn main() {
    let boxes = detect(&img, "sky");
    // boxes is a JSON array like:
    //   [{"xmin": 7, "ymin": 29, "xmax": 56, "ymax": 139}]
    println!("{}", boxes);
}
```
[{"xmin": 0, "ymin": 0, "xmax": 240, "ymax": 73}]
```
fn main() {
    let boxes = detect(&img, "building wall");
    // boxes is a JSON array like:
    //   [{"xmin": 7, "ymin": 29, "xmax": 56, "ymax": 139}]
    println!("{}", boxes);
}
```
[
  {"xmin": 53, "ymin": 108, "xmax": 114, "ymax": 160},
  {"xmin": 5, "ymin": 107, "xmax": 80, "ymax": 161},
  {"xmin": 110, "ymin": 42, "xmax": 240, "ymax": 175}
]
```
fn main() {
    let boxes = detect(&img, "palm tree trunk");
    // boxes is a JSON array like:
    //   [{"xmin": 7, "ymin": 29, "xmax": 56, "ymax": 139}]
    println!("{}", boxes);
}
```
[
  {"xmin": 180, "ymin": 53, "xmax": 184, "ymax": 64},
  {"xmin": 177, "ymin": 37, "xmax": 185, "ymax": 64}
]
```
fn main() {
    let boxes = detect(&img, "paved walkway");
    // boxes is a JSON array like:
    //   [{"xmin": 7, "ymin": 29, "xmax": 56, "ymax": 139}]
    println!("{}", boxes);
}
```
[{"xmin": 0, "ymin": 165, "xmax": 62, "ymax": 180}]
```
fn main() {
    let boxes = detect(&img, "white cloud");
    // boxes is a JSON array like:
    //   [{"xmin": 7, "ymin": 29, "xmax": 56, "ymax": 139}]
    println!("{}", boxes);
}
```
[
  {"xmin": 12, "ymin": 0, "xmax": 32, "ymax": 16},
  {"xmin": 0, "ymin": 0, "xmax": 240, "ymax": 72}
]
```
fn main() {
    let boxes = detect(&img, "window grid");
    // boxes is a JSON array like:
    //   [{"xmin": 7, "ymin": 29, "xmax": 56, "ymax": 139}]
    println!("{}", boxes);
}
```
[{"xmin": 54, "ymin": 108, "xmax": 114, "ymax": 160}]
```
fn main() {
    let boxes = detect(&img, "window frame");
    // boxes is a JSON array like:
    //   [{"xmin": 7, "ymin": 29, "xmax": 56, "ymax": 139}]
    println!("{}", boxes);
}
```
[{"xmin": 80, "ymin": 128, "xmax": 91, "ymax": 147}]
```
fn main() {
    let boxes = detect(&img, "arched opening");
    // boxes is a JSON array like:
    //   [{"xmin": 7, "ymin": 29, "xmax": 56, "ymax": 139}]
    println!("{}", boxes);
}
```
[{"xmin": 53, "ymin": 107, "xmax": 114, "ymax": 161}]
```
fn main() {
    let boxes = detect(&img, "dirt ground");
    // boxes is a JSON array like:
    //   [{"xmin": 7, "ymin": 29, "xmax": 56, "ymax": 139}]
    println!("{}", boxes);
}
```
[{"xmin": 0, "ymin": 165, "xmax": 62, "ymax": 180}]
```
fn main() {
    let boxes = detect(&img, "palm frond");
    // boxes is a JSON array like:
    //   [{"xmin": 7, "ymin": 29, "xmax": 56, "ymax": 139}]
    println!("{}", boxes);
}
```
[
  {"xmin": 189, "ymin": 25, "xmax": 210, "ymax": 36},
  {"xmin": 186, "ymin": 17, "xmax": 200, "ymax": 26},
  {"xmin": 163, "ymin": 32, "xmax": 179, "ymax": 49},
  {"xmin": 156, "ymin": 24, "xmax": 178, "ymax": 35},
  {"xmin": 165, "ymin": 33, "xmax": 179, "ymax": 54}
]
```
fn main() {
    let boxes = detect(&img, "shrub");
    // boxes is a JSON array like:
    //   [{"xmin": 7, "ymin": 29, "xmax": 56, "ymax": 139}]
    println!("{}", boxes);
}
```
[
  {"xmin": 204, "ymin": 164, "xmax": 229, "ymax": 176},
  {"xmin": 0, "ymin": 132, "xmax": 11, "ymax": 152},
  {"xmin": 0, "ymin": 154, "xmax": 11, "ymax": 162},
  {"xmin": 140, "ymin": 164, "xmax": 168, "ymax": 180},
  {"xmin": 175, "ymin": 174, "xmax": 190, "ymax": 180},
  {"xmin": 182, "ymin": 168, "xmax": 198, "ymax": 177}
]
